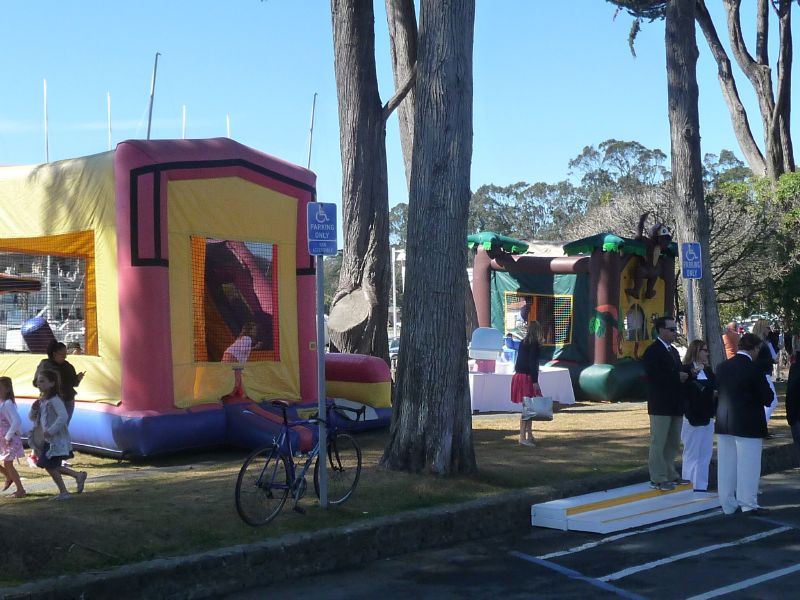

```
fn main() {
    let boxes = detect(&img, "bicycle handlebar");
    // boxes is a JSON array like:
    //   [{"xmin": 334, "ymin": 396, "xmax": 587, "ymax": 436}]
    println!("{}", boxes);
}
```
[{"xmin": 269, "ymin": 399, "xmax": 366, "ymax": 428}]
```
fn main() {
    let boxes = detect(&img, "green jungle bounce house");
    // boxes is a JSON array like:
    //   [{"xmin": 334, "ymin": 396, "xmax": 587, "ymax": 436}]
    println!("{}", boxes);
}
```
[{"xmin": 469, "ymin": 222, "xmax": 678, "ymax": 401}]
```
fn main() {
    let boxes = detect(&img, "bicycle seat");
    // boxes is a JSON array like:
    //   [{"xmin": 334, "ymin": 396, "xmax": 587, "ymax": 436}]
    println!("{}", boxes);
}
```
[{"xmin": 271, "ymin": 400, "xmax": 291, "ymax": 409}]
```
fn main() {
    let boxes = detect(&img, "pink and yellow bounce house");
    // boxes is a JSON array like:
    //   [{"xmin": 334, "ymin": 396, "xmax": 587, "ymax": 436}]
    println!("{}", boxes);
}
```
[{"xmin": 0, "ymin": 139, "xmax": 390, "ymax": 457}]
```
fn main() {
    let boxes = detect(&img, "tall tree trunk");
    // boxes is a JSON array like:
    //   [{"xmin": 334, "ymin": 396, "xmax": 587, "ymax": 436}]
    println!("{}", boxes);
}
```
[
  {"xmin": 386, "ymin": 0, "xmax": 418, "ymax": 190},
  {"xmin": 775, "ymin": 0, "xmax": 794, "ymax": 173},
  {"xmin": 329, "ymin": 0, "xmax": 390, "ymax": 361},
  {"xmin": 666, "ymin": 0, "xmax": 724, "ymax": 367},
  {"xmin": 381, "ymin": 0, "xmax": 476, "ymax": 475},
  {"xmin": 386, "ymin": 0, "xmax": 476, "ymax": 346}
]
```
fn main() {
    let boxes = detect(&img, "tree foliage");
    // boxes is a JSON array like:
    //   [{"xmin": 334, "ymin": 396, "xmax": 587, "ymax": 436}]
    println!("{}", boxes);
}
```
[
  {"xmin": 568, "ymin": 139, "xmax": 669, "ymax": 205},
  {"xmin": 565, "ymin": 150, "xmax": 799, "ymax": 329},
  {"xmin": 388, "ymin": 202, "xmax": 408, "ymax": 246}
]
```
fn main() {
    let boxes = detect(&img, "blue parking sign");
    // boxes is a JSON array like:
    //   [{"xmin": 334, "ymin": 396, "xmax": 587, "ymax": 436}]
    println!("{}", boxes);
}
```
[
  {"xmin": 307, "ymin": 202, "xmax": 338, "ymax": 256},
  {"xmin": 681, "ymin": 242, "xmax": 702, "ymax": 279}
]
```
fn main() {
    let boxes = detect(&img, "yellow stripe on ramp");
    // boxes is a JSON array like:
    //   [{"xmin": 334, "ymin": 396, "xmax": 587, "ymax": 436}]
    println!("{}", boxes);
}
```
[{"xmin": 566, "ymin": 483, "xmax": 692, "ymax": 516}]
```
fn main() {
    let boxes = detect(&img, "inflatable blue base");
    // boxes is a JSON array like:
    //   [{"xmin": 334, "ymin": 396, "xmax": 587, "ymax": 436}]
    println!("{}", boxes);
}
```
[{"xmin": 15, "ymin": 397, "xmax": 390, "ymax": 458}]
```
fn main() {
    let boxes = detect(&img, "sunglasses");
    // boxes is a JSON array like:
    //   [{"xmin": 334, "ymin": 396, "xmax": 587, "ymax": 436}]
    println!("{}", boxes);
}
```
[{"xmin": 663, "ymin": 327, "xmax": 677, "ymax": 332}]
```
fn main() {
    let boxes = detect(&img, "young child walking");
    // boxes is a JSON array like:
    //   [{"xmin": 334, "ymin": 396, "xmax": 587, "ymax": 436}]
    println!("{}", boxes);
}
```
[
  {"xmin": 0, "ymin": 376, "xmax": 26, "ymax": 498},
  {"xmin": 29, "ymin": 369, "xmax": 87, "ymax": 500}
]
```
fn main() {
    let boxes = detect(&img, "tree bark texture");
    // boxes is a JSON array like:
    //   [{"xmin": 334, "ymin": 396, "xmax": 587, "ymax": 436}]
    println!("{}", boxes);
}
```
[
  {"xmin": 666, "ymin": 0, "xmax": 724, "ymax": 367},
  {"xmin": 329, "ymin": 0, "xmax": 390, "ymax": 361},
  {"xmin": 381, "ymin": 0, "xmax": 476, "ymax": 475},
  {"xmin": 385, "ymin": 0, "xmax": 418, "ymax": 190}
]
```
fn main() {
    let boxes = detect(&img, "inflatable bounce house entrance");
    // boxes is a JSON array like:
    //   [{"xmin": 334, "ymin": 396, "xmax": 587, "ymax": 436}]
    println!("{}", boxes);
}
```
[
  {"xmin": 470, "ymin": 227, "xmax": 677, "ymax": 401},
  {"xmin": 0, "ymin": 139, "xmax": 390, "ymax": 457}
]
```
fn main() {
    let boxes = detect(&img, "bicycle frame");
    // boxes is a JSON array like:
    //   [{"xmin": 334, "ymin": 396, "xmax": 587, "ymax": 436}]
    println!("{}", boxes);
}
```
[
  {"xmin": 268, "ymin": 400, "xmax": 364, "ymax": 513},
  {"xmin": 236, "ymin": 399, "xmax": 365, "ymax": 525}
]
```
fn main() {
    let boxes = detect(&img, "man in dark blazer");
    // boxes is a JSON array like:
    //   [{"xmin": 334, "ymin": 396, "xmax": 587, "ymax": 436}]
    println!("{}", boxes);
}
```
[
  {"xmin": 642, "ymin": 316, "xmax": 689, "ymax": 491},
  {"xmin": 715, "ymin": 332, "xmax": 775, "ymax": 515}
]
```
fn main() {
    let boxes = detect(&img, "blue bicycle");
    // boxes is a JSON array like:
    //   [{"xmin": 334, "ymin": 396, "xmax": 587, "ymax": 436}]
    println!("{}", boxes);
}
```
[{"xmin": 235, "ymin": 399, "xmax": 363, "ymax": 526}]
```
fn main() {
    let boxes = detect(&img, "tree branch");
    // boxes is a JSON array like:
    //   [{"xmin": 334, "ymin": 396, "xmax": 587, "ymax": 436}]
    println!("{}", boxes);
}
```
[
  {"xmin": 383, "ymin": 62, "xmax": 417, "ymax": 121},
  {"xmin": 696, "ymin": 1, "xmax": 767, "ymax": 175},
  {"xmin": 756, "ymin": 0, "xmax": 769, "ymax": 64},
  {"xmin": 774, "ymin": 1, "xmax": 795, "ymax": 171}
]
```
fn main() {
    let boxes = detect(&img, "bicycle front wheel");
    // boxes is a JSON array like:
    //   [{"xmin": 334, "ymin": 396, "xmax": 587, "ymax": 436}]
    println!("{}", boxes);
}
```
[
  {"xmin": 314, "ymin": 432, "xmax": 362, "ymax": 505},
  {"xmin": 235, "ymin": 445, "xmax": 290, "ymax": 526}
]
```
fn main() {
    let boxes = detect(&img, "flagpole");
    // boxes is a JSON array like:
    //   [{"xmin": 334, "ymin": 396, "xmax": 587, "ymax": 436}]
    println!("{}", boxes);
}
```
[
  {"xmin": 182, "ymin": 105, "xmax": 187, "ymax": 139},
  {"xmin": 306, "ymin": 92, "xmax": 317, "ymax": 169},
  {"xmin": 107, "ymin": 92, "xmax": 112, "ymax": 150},
  {"xmin": 43, "ymin": 79, "xmax": 49, "ymax": 163},
  {"xmin": 226, "ymin": 114, "xmax": 231, "ymax": 138},
  {"xmin": 146, "ymin": 52, "xmax": 161, "ymax": 140}
]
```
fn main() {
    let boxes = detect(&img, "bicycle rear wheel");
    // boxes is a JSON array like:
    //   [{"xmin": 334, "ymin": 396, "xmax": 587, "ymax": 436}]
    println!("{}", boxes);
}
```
[
  {"xmin": 235, "ymin": 445, "xmax": 290, "ymax": 526},
  {"xmin": 314, "ymin": 432, "xmax": 362, "ymax": 505}
]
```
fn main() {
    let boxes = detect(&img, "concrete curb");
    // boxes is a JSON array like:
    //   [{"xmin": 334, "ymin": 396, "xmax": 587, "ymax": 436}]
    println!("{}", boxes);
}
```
[{"xmin": 3, "ymin": 442, "xmax": 797, "ymax": 600}]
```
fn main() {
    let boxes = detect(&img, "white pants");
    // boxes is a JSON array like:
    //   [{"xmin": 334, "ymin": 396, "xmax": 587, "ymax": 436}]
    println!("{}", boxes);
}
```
[
  {"xmin": 681, "ymin": 418, "xmax": 714, "ymax": 491},
  {"xmin": 717, "ymin": 434, "xmax": 763, "ymax": 514},
  {"xmin": 764, "ymin": 374, "xmax": 778, "ymax": 422}
]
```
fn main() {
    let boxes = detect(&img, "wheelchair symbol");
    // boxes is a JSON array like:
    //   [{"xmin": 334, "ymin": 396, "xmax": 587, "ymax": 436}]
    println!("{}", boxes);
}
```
[
  {"xmin": 684, "ymin": 245, "xmax": 699, "ymax": 261},
  {"xmin": 315, "ymin": 204, "xmax": 330, "ymax": 224}
]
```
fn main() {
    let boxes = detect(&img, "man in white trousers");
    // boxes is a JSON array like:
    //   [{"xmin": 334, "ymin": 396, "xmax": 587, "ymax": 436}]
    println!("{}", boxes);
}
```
[{"xmin": 714, "ymin": 333, "xmax": 775, "ymax": 516}]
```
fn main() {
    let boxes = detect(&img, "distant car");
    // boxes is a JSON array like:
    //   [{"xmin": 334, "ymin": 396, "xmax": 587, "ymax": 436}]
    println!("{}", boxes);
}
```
[{"xmin": 389, "ymin": 337, "xmax": 400, "ymax": 359}]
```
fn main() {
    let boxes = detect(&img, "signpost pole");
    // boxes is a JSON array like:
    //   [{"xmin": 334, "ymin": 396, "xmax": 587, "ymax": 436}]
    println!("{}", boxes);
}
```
[
  {"xmin": 686, "ymin": 278, "xmax": 695, "ymax": 343},
  {"xmin": 315, "ymin": 253, "xmax": 327, "ymax": 508},
  {"xmin": 307, "ymin": 201, "xmax": 337, "ymax": 509}
]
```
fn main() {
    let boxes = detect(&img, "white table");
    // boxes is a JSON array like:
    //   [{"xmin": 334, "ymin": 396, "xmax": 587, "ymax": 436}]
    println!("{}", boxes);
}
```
[{"xmin": 469, "ymin": 366, "xmax": 576, "ymax": 413}]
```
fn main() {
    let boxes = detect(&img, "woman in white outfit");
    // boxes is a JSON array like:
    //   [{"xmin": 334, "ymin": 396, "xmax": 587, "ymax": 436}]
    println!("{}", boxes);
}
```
[
  {"xmin": 751, "ymin": 320, "xmax": 778, "ymax": 424},
  {"xmin": 680, "ymin": 340, "xmax": 717, "ymax": 492}
]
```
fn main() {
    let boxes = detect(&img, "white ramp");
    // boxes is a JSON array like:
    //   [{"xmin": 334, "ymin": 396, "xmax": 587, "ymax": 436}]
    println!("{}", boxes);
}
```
[{"xmin": 532, "ymin": 482, "xmax": 720, "ymax": 534}]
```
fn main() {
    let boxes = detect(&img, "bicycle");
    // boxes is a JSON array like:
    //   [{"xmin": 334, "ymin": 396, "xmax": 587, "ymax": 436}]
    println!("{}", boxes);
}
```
[{"xmin": 234, "ymin": 399, "xmax": 364, "ymax": 526}]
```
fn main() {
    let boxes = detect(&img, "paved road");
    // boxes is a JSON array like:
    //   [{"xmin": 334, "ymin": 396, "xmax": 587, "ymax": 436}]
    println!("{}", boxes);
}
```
[{"xmin": 228, "ymin": 469, "xmax": 800, "ymax": 600}]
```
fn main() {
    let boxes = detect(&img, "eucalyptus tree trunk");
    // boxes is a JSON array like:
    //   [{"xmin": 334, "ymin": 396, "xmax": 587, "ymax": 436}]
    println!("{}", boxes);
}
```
[
  {"xmin": 386, "ymin": 0, "xmax": 417, "ymax": 190},
  {"xmin": 328, "ymin": 0, "xmax": 390, "ymax": 361},
  {"xmin": 665, "ymin": 0, "xmax": 723, "ymax": 367},
  {"xmin": 381, "ymin": 0, "xmax": 476, "ymax": 475}
]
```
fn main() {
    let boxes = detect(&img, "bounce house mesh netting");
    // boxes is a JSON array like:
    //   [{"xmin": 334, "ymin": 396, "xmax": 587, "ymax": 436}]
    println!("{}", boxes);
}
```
[
  {"xmin": 190, "ymin": 237, "xmax": 280, "ymax": 364},
  {"xmin": 0, "ymin": 232, "xmax": 96, "ymax": 356},
  {"xmin": 502, "ymin": 292, "xmax": 574, "ymax": 347}
]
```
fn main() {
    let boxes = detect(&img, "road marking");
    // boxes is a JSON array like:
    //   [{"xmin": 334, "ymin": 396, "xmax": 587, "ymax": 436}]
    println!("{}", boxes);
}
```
[
  {"xmin": 599, "ymin": 526, "xmax": 792, "ymax": 582},
  {"xmin": 685, "ymin": 563, "xmax": 800, "ymax": 599},
  {"xmin": 510, "ymin": 551, "xmax": 647, "ymax": 600},
  {"xmin": 538, "ymin": 512, "xmax": 716, "ymax": 559}
]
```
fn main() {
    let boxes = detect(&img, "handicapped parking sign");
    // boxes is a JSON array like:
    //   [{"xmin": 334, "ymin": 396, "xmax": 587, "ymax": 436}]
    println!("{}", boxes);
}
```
[
  {"xmin": 681, "ymin": 242, "xmax": 702, "ymax": 279},
  {"xmin": 307, "ymin": 202, "xmax": 338, "ymax": 256}
]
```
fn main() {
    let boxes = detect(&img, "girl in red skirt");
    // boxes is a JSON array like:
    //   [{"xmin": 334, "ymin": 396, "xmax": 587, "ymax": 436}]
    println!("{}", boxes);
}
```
[{"xmin": 511, "ymin": 321, "xmax": 542, "ymax": 446}]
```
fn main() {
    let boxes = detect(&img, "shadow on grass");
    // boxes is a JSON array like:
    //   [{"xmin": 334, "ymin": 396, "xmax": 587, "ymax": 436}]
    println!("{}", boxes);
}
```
[{"xmin": 2, "ymin": 402, "xmax": 790, "ymax": 588}]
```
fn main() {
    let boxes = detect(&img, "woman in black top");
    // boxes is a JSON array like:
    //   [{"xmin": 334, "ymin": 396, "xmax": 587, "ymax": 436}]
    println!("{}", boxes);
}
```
[
  {"xmin": 511, "ymin": 321, "xmax": 543, "ymax": 446},
  {"xmin": 679, "ymin": 339, "xmax": 717, "ymax": 491}
]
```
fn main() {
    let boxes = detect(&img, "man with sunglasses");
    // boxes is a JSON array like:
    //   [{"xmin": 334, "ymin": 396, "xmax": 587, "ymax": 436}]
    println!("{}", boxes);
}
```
[{"xmin": 642, "ymin": 316, "xmax": 690, "ymax": 491}]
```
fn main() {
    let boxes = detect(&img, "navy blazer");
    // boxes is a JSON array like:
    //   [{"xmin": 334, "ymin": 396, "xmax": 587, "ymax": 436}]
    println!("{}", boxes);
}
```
[
  {"xmin": 715, "ymin": 353, "xmax": 774, "ymax": 438},
  {"xmin": 642, "ymin": 338, "xmax": 684, "ymax": 416},
  {"xmin": 786, "ymin": 361, "xmax": 800, "ymax": 426}
]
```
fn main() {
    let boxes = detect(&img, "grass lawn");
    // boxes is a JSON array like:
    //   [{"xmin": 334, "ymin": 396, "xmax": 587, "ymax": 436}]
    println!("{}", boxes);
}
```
[{"xmin": 0, "ymin": 398, "xmax": 792, "ymax": 586}]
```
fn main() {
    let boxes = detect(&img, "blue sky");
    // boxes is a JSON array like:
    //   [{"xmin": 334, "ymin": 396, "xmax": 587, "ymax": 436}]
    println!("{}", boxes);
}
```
[{"xmin": 0, "ymin": 2, "xmax": 787, "ymax": 229}]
